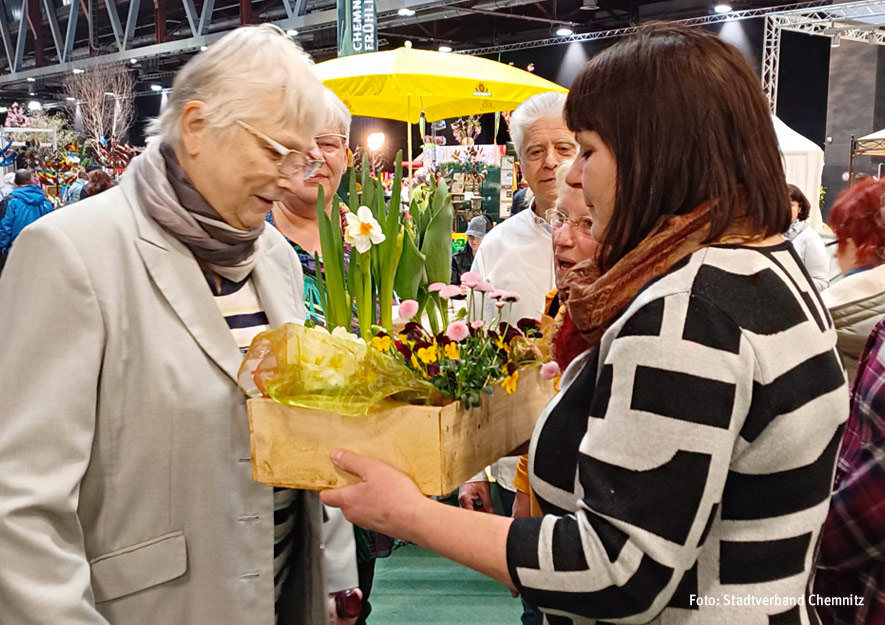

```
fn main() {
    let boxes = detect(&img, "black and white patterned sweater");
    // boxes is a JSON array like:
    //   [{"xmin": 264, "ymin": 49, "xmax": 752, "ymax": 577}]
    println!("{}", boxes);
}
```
[{"xmin": 507, "ymin": 242, "xmax": 849, "ymax": 625}]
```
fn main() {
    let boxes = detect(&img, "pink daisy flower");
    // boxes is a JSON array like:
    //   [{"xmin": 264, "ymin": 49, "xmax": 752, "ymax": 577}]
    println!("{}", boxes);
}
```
[{"xmin": 446, "ymin": 321, "xmax": 470, "ymax": 342}]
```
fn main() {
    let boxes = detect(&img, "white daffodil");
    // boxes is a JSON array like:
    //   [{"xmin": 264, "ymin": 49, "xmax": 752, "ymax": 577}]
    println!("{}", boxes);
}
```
[{"xmin": 344, "ymin": 205, "xmax": 386, "ymax": 253}]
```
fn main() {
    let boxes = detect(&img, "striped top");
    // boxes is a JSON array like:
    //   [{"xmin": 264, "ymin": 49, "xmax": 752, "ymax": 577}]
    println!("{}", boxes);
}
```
[
  {"xmin": 507, "ymin": 243, "xmax": 849, "ymax": 625},
  {"xmin": 207, "ymin": 272, "xmax": 297, "ymax": 615}
]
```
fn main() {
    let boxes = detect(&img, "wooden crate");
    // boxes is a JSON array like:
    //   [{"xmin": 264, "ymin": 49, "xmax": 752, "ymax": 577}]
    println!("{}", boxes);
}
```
[{"xmin": 248, "ymin": 366, "xmax": 555, "ymax": 496}]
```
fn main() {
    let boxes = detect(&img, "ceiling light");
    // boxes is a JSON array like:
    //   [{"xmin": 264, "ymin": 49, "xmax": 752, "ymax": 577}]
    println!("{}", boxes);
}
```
[
  {"xmin": 367, "ymin": 132, "xmax": 386, "ymax": 152},
  {"xmin": 66, "ymin": 96, "xmax": 76, "ymax": 101},
  {"xmin": 26, "ymin": 77, "xmax": 35, "ymax": 82},
  {"xmin": 129, "ymin": 58, "xmax": 137, "ymax": 64},
  {"xmin": 104, "ymin": 91, "xmax": 115, "ymax": 97},
  {"xmin": 438, "ymin": 45, "xmax": 452, "ymax": 52},
  {"xmin": 555, "ymin": 25, "xmax": 574, "ymax": 37},
  {"xmin": 0, "ymin": 107, "xmax": 7, "ymax": 113},
  {"xmin": 831, "ymin": 33, "xmax": 841, "ymax": 47},
  {"xmin": 580, "ymin": 0, "xmax": 600, "ymax": 10},
  {"xmin": 286, "ymin": 29, "xmax": 298, "ymax": 37},
  {"xmin": 72, "ymin": 68, "xmax": 84, "ymax": 74},
  {"xmin": 150, "ymin": 84, "xmax": 163, "ymax": 92},
  {"xmin": 200, "ymin": 45, "xmax": 208, "ymax": 51},
  {"xmin": 713, "ymin": 3, "xmax": 732, "ymax": 13},
  {"xmin": 27, "ymin": 100, "xmax": 42, "ymax": 111},
  {"xmin": 397, "ymin": 7, "xmax": 415, "ymax": 16}
]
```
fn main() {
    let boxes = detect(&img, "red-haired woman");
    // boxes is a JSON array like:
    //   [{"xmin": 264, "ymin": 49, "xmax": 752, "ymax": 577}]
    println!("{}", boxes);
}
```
[{"xmin": 822, "ymin": 178, "xmax": 885, "ymax": 382}]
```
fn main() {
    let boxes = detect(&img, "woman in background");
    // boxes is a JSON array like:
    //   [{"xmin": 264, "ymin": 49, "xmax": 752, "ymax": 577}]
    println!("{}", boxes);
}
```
[
  {"xmin": 785, "ymin": 183, "xmax": 830, "ymax": 291},
  {"xmin": 822, "ymin": 178, "xmax": 885, "ymax": 382},
  {"xmin": 84, "ymin": 169, "xmax": 116, "ymax": 198}
]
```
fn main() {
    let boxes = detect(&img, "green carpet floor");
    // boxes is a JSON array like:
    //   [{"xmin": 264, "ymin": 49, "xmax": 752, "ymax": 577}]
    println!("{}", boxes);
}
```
[{"xmin": 369, "ymin": 543, "xmax": 523, "ymax": 624}]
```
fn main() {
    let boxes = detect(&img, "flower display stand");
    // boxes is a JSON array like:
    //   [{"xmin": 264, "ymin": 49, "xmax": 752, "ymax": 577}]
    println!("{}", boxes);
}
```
[{"xmin": 248, "ymin": 366, "xmax": 556, "ymax": 496}]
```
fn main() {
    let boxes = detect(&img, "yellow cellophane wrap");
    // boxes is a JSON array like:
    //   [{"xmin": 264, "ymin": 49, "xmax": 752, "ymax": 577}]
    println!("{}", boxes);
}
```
[{"xmin": 238, "ymin": 323, "xmax": 444, "ymax": 416}]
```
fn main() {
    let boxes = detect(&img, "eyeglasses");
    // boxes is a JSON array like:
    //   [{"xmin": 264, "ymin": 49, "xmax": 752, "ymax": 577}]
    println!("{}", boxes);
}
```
[
  {"xmin": 235, "ymin": 119, "xmax": 324, "ymax": 179},
  {"xmin": 545, "ymin": 209, "xmax": 593, "ymax": 235},
  {"xmin": 315, "ymin": 133, "xmax": 348, "ymax": 154}
]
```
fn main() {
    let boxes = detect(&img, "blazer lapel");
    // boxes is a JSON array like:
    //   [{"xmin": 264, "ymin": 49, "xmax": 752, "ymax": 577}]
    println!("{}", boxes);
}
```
[{"xmin": 124, "ymin": 177, "xmax": 243, "ymax": 384}]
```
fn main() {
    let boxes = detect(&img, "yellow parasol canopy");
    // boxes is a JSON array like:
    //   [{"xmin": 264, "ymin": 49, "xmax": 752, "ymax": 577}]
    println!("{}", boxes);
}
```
[{"xmin": 313, "ymin": 42, "xmax": 568, "ymax": 123}]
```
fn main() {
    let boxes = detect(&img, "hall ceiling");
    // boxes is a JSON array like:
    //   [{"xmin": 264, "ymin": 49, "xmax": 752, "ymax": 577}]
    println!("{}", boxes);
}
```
[{"xmin": 0, "ymin": 0, "xmax": 809, "ymax": 104}]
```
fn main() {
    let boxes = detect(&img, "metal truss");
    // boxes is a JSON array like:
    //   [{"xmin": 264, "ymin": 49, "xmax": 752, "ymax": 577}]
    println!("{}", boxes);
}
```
[
  {"xmin": 762, "ymin": 0, "xmax": 885, "ymax": 113},
  {"xmin": 456, "ymin": 0, "xmax": 830, "ymax": 55},
  {"xmin": 762, "ymin": 15, "xmax": 782, "ymax": 114},
  {"xmin": 0, "ymin": 0, "xmax": 464, "ymax": 85}
]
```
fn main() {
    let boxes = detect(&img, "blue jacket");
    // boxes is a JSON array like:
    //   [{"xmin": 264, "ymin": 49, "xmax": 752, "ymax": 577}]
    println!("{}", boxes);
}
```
[{"xmin": 0, "ymin": 185, "xmax": 53, "ymax": 251}]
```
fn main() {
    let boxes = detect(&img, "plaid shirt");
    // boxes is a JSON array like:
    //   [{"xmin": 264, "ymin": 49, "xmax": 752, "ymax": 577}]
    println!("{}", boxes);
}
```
[{"xmin": 815, "ymin": 317, "xmax": 885, "ymax": 625}]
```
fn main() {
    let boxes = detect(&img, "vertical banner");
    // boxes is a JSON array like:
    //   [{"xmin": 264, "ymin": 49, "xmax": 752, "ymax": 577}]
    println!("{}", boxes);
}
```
[{"xmin": 337, "ymin": 0, "xmax": 378, "ymax": 57}]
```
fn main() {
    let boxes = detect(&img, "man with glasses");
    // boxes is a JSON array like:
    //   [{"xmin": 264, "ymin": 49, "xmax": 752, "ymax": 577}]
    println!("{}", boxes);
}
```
[{"xmin": 0, "ymin": 25, "xmax": 328, "ymax": 625}]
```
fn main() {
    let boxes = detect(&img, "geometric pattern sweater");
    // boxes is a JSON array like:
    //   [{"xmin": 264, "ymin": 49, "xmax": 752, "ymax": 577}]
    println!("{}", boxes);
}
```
[{"xmin": 507, "ymin": 242, "xmax": 849, "ymax": 625}]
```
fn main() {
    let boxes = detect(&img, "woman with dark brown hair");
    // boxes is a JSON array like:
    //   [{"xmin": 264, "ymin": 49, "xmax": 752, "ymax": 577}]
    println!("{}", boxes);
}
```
[
  {"xmin": 84, "ymin": 169, "xmax": 115, "ymax": 198},
  {"xmin": 321, "ymin": 24, "xmax": 848, "ymax": 625},
  {"xmin": 785, "ymin": 184, "xmax": 830, "ymax": 291}
]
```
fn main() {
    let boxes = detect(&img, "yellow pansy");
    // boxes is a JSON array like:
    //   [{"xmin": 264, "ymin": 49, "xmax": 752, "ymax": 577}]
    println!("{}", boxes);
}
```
[
  {"xmin": 502, "ymin": 370, "xmax": 520, "ymax": 395},
  {"xmin": 411, "ymin": 354, "xmax": 421, "ymax": 369},
  {"xmin": 444, "ymin": 342, "xmax": 459, "ymax": 360},
  {"xmin": 417, "ymin": 345, "xmax": 438, "ymax": 364},
  {"xmin": 371, "ymin": 335, "xmax": 391, "ymax": 352}
]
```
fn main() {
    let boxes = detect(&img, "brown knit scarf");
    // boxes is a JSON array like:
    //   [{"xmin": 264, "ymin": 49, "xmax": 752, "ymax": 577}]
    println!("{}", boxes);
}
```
[{"xmin": 560, "ymin": 202, "xmax": 764, "ymax": 349}]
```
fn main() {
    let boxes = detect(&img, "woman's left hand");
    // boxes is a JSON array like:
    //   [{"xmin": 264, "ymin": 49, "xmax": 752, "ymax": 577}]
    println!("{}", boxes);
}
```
[{"xmin": 320, "ymin": 449, "xmax": 426, "ymax": 539}]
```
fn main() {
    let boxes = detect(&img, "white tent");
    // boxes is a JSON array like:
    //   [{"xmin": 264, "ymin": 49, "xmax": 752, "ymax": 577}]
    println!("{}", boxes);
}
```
[
  {"xmin": 856, "ymin": 127, "xmax": 885, "ymax": 156},
  {"xmin": 772, "ymin": 116, "xmax": 825, "ymax": 233}
]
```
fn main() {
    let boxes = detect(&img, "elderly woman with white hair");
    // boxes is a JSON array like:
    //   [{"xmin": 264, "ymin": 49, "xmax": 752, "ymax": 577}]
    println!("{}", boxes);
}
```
[
  {"xmin": 459, "ymin": 91, "xmax": 577, "ymax": 518},
  {"xmin": 0, "ymin": 25, "xmax": 328, "ymax": 625}
]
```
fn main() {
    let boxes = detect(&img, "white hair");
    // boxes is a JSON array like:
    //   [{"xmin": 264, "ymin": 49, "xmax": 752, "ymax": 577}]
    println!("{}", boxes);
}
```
[
  {"xmin": 554, "ymin": 158, "xmax": 574, "ymax": 201},
  {"xmin": 322, "ymin": 88, "xmax": 352, "ymax": 142},
  {"xmin": 510, "ymin": 92, "xmax": 568, "ymax": 158},
  {"xmin": 147, "ymin": 24, "xmax": 324, "ymax": 146}
]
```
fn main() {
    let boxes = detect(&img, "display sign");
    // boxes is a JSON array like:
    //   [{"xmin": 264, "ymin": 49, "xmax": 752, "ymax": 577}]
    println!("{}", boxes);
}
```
[{"xmin": 337, "ymin": 0, "xmax": 378, "ymax": 57}]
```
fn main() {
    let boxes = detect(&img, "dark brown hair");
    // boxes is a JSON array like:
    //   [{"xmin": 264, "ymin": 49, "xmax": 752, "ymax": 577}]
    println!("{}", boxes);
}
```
[
  {"xmin": 565, "ymin": 23, "xmax": 790, "ymax": 271},
  {"xmin": 787, "ymin": 184, "xmax": 810, "ymax": 221},
  {"xmin": 86, "ymin": 170, "xmax": 115, "ymax": 197}
]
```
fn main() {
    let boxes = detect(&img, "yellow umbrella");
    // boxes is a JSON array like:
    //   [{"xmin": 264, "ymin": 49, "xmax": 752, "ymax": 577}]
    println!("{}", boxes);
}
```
[
  {"xmin": 314, "ymin": 41, "xmax": 567, "ymax": 123},
  {"xmin": 314, "ymin": 42, "xmax": 568, "ymax": 181}
]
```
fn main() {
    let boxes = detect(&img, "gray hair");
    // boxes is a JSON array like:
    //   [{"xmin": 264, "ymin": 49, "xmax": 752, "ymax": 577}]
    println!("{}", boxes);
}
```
[
  {"xmin": 554, "ymin": 158, "xmax": 574, "ymax": 201},
  {"xmin": 510, "ymin": 92, "xmax": 568, "ymax": 158},
  {"xmin": 322, "ymin": 88, "xmax": 352, "ymax": 142},
  {"xmin": 147, "ymin": 24, "xmax": 323, "ymax": 146}
]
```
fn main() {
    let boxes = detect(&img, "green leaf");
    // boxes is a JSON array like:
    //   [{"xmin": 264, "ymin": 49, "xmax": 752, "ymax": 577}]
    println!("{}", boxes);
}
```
[
  {"xmin": 394, "ymin": 228, "xmax": 426, "ymax": 300},
  {"xmin": 316, "ymin": 185, "xmax": 345, "ymax": 329},
  {"xmin": 360, "ymin": 154, "xmax": 375, "ymax": 213},
  {"xmin": 389, "ymin": 150, "xmax": 403, "ymax": 229},
  {"xmin": 420, "ymin": 178, "xmax": 454, "ymax": 287},
  {"xmin": 313, "ymin": 251, "xmax": 329, "ymax": 317},
  {"xmin": 349, "ymin": 166, "xmax": 358, "ymax": 213}
]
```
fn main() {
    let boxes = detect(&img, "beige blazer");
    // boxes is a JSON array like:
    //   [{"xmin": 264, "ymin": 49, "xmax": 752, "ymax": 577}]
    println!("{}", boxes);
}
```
[{"xmin": 0, "ymin": 176, "xmax": 325, "ymax": 625}]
